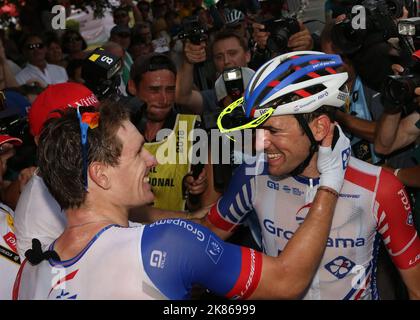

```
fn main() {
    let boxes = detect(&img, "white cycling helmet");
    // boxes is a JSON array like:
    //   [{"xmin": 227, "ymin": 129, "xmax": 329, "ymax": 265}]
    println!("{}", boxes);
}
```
[
  {"xmin": 236, "ymin": 51, "xmax": 350, "ymax": 175},
  {"xmin": 225, "ymin": 9, "xmax": 245, "ymax": 26},
  {"xmin": 243, "ymin": 51, "xmax": 349, "ymax": 119}
]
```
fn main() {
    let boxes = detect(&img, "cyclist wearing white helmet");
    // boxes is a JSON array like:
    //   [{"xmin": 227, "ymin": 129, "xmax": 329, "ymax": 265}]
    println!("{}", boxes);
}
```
[
  {"xmin": 224, "ymin": 9, "xmax": 245, "ymax": 26},
  {"xmin": 203, "ymin": 51, "xmax": 420, "ymax": 299},
  {"xmin": 224, "ymin": 9, "xmax": 248, "ymax": 40}
]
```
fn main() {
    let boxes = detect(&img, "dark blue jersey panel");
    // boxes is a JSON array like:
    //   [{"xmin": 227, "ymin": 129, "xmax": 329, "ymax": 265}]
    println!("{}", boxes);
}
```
[{"xmin": 140, "ymin": 219, "xmax": 244, "ymax": 299}]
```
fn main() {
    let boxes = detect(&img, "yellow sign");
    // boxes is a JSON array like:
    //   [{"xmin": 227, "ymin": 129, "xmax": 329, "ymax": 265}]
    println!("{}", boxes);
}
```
[
  {"xmin": 89, "ymin": 53, "xmax": 100, "ymax": 62},
  {"xmin": 144, "ymin": 114, "xmax": 197, "ymax": 211}
]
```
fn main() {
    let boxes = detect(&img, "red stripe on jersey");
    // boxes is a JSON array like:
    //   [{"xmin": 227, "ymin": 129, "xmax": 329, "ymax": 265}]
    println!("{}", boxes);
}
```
[
  {"xmin": 375, "ymin": 169, "xmax": 420, "ymax": 269},
  {"xmin": 268, "ymin": 80, "xmax": 281, "ymax": 87},
  {"xmin": 309, "ymin": 60, "xmax": 320, "ymax": 64},
  {"xmin": 13, "ymin": 259, "xmax": 28, "ymax": 300},
  {"xmin": 354, "ymin": 275, "xmax": 370, "ymax": 300},
  {"xmin": 225, "ymin": 248, "xmax": 263, "ymax": 299},
  {"xmin": 48, "ymin": 269, "xmax": 79, "ymax": 297},
  {"xmin": 295, "ymin": 89, "xmax": 311, "ymax": 98},
  {"xmin": 207, "ymin": 203, "xmax": 237, "ymax": 232},
  {"xmin": 345, "ymin": 166, "xmax": 376, "ymax": 192}
]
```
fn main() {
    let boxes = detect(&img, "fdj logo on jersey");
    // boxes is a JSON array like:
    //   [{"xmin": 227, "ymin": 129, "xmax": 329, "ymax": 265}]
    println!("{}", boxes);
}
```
[
  {"xmin": 342, "ymin": 148, "xmax": 351, "ymax": 170},
  {"xmin": 325, "ymin": 256, "xmax": 355, "ymax": 279}
]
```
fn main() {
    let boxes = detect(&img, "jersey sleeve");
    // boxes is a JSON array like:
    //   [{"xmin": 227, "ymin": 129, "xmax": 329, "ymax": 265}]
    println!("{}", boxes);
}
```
[
  {"xmin": 207, "ymin": 162, "xmax": 259, "ymax": 232},
  {"xmin": 374, "ymin": 169, "xmax": 420, "ymax": 269},
  {"xmin": 140, "ymin": 219, "xmax": 263, "ymax": 300}
]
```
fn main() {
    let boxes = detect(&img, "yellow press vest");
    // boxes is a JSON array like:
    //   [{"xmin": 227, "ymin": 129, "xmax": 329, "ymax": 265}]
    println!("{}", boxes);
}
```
[{"xmin": 144, "ymin": 114, "xmax": 197, "ymax": 211}]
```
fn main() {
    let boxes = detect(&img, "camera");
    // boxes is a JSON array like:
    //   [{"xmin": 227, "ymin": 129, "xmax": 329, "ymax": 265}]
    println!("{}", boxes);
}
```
[
  {"xmin": 0, "ymin": 115, "xmax": 29, "ymax": 142},
  {"xmin": 0, "ymin": 114, "xmax": 37, "ymax": 171},
  {"xmin": 263, "ymin": 17, "xmax": 300, "ymax": 53},
  {"xmin": 383, "ymin": 49, "xmax": 420, "ymax": 112},
  {"xmin": 177, "ymin": 16, "xmax": 207, "ymax": 45},
  {"xmin": 82, "ymin": 48, "xmax": 122, "ymax": 100},
  {"xmin": 331, "ymin": 0, "xmax": 403, "ymax": 54},
  {"xmin": 223, "ymin": 67, "xmax": 245, "ymax": 100},
  {"xmin": 398, "ymin": 17, "xmax": 420, "ymax": 49}
]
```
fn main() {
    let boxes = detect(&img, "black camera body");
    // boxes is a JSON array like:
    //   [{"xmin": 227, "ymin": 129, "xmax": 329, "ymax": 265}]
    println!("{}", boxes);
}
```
[
  {"xmin": 0, "ymin": 115, "xmax": 29, "ymax": 142},
  {"xmin": 0, "ymin": 114, "xmax": 37, "ymax": 171},
  {"xmin": 331, "ymin": 0, "xmax": 403, "ymax": 54},
  {"xmin": 177, "ymin": 17, "xmax": 207, "ymax": 45},
  {"xmin": 383, "ymin": 49, "xmax": 420, "ymax": 112},
  {"xmin": 82, "ymin": 48, "xmax": 122, "ymax": 100},
  {"xmin": 263, "ymin": 17, "xmax": 300, "ymax": 54}
]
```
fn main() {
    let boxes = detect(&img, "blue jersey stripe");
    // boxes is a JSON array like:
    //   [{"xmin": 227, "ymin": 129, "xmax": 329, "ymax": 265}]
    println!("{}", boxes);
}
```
[{"xmin": 141, "ymin": 219, "xmax": 245, "ymax": 300}]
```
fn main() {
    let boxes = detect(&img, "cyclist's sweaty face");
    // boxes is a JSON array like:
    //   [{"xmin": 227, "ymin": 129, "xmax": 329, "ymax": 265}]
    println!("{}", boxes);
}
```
[{"xmin": 261, "ymin": 115, "xmax": 312, "ymax": 176}]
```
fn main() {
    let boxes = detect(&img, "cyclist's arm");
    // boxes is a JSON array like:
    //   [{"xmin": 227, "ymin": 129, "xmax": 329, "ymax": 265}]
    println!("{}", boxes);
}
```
[
  {"xmin": 201, "ymin": 162, "xmax": 259, "ymax": 240},
  {"xmin": 141, "ymin": 187, "xmax": 338, "ymax": 300},
  {"xmin": 375, "ymin": 169, "xmax": 420, "ymax": 299}
]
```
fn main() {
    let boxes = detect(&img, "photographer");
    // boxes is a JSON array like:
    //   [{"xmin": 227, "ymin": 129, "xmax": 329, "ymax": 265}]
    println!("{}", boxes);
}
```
[
  {"xmin": 250, "ymin": 20, "xmax": 313, "ymax": 69},
  {"xmin": 176, "ymin": 29, "xmax": 251, "ymax": 114},
  {"xmin": 375, "ymin": 63, "xmax": 420, "ymax": 155},
  {"xmin": 375, "ymin": 65, "xmax": 420, "ymax": 233},
  {"xmin": 320, "ymin": 22, "xmax": 384, "ymax": 165},
  {"xmin": 81, "ymin": 47, "xmax": 124, "ymax": 101}
]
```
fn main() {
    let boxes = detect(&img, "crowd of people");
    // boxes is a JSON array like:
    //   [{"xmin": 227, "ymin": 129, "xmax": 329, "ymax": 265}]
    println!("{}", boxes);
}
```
[{"xmin": 0, "ymin": 0, "xmax": 419, "ymax": 300}]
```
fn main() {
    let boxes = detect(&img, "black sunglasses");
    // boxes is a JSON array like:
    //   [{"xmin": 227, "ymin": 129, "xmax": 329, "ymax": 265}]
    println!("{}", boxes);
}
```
[{"xmin": 27, "ymin": 43, "xmax": 45, "ymax": 50}]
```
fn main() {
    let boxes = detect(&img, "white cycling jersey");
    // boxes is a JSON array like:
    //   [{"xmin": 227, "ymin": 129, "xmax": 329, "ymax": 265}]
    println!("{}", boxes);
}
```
[
  {"xmin": 14, "ymin": 222, "xmax": 262, "ymax": 300},
  {"xmin": 208, "ymin": 156, "xmax": 420, "ymax": 299}
]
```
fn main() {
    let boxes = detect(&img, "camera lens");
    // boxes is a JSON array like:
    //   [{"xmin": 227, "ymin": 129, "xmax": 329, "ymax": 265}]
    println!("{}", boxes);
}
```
[{"xmin": 387, "ymin": 75, "xmax": 420, "ymax": 104}]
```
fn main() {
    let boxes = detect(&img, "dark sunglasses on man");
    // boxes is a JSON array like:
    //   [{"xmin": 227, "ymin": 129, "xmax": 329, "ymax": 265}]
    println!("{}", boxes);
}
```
[{"xmin": 27, "ymin": 43, "xmax": 44, "ymax": 50}]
